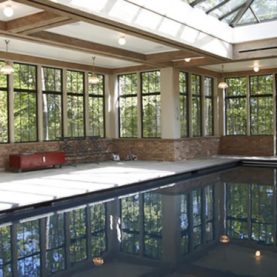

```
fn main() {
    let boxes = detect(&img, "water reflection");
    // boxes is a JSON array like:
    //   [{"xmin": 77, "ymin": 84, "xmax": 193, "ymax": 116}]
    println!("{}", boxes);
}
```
[{"xmin": 0, "ymin": 166, "xmax": 277, "ymax": 276}]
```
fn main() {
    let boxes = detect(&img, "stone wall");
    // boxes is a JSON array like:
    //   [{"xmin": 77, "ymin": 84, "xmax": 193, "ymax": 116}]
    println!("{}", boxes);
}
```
[{"xmin": 219, "ymin": 135, "xmax": 273, "ymax": 156}]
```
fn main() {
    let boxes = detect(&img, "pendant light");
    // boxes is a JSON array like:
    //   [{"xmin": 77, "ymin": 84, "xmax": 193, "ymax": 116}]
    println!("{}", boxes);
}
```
[
  {"xmin": 0, "ymin": 40, "xmax": 14, "ymax": 75},
  {"xmin": 218, "ymin": 64, "xmax": 228, "ymax": 90},
  {"xmin": 88, "ymin": 56, "xmax": 99, "ymax": 84}
]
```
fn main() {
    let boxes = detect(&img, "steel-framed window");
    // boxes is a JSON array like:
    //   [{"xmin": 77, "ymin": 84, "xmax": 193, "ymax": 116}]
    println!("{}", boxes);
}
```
[
  {"xmin": 225, "ymin": 77, "xmax": 247, "ymax": 135},
  {"xmin": 179, "ymin": 71, "xmax": 189, "ymax": 137},
  {"xmin": 191, "ymin": 74, "xmax": 202, "ymax": 137},
  {"xmin": 88, "ymin": 74, "xmax": 105, "ymax": 137},
  {"xmin": 13, "ymin": 63, "xmax": 37, "ymax": 142},
  {"xmin": 0, "ymin": 62, "xmax": 8, "ymax": 143},
  {"xmin": 66, "ymin": 70, "xmax": 85, "ymax": 137},
  {"xmin": 118, "ymin": 74, "xmax": 138, "ymax": 138},
  {"xmin": 42, "ymin": 66, "xmax": 63, "ymax": 141},
  {"xmin": 250, "ymin": 74, "xmax": 273, "ymax": 135},
  {"xmin": 204, "ymin": 76, "xmax": 214, "ymax": 136},
  {"xmin": 141, "ymin": 71, "xmax": 161, "ymax": 138}
]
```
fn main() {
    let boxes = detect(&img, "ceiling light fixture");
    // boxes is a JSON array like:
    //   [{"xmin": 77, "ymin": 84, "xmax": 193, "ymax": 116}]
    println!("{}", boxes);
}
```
[
  {"xmin": 184, "ymin": 58, "xmax": 191, "ymax": 62},
  {"xmin": 0, "ymin": 40, "xmax": 14, "ymax": 75},
  {"xmin": 253, "ymin": 64, "xmax": 260, "ymax": 72},
  {"xmin": 3, "ymin": 5, "xmax": 14, "ymax": 18},
  {"xmin": 88, "ymin": 56, "xmax": 99, "ymax": 84},
  {"xmin": 118, "ymin": 36, "xmax": 126, "ymax": 46},
  {"xmin": 218, "ymin": 64, "xmax": 228, "ymax": 90}
]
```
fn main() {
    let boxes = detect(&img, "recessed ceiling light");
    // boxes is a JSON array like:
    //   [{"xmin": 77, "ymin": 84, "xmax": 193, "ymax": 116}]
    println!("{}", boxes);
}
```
[
  {"xmin": 118, "ymin": 36, "xmax": 126, "ymax": 46},
  {"xmin": 184, "ymin": 58, "xmax": 191, "ymax": 62},
  {"xmin": 3, "ymin": 5, "xmax": 14, "ymax": 17}
]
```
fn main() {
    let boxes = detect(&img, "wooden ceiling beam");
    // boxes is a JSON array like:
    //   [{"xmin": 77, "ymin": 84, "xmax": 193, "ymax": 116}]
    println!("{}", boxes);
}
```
[
  {"xmin": 0, "ymin": 50, "xmax": 113, "ymax": 74},
  {"xmin": 29, "ymin": 31, "xmax": 147, "ymax": 63},
  {"xmin": 6, "ymin": 11, "xmax": 72, "ymax": 34}
]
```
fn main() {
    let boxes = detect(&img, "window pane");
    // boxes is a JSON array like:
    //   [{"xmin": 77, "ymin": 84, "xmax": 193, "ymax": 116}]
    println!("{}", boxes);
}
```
[
  {"xmin": 119, "ymin": 74, "xmax": 138, "ymax": 138},
  {"xmin": 0, "ymin": 226, "xmax": 12, "ymax": 277},
  {"xmin": 14, "ymin": 63, "xmax": 37, "ymax": 142},
  {"xmin": 225, "ymin": 77, "xmax": 247, "ymax": 135},
  {"xmin": 191, "ymin": 74, "xmax": 201, "ymax": 137},
  {"xmin": 179, "ymin": 72, "xmax": 188, "ymax": 137},
  {"xmin": 250, "ymin": 75, "xmax": 273, "ymax": 135},
  {"xmin": 88, "ymin": 74, "xmax": 105, "ymax": 137},
  {"xmin": 0, "ymin": 62, "xmax": 8, "ymax": 143},
  {"xmin": 204, "ymin": 77, "xmax": 213, "ymax": 136}
]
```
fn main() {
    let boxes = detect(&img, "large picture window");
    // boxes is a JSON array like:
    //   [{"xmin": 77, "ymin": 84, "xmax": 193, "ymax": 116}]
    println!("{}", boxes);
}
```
[
  {"xmin": 191, "ymin": 74, "xmax": 201, "ymax": 137},
  {"xmin": 42, "ymin": 67, "xmax": 62, "ymax": 140},
  {"xmin": 119, "ymin": 74, "xmax": 138, "ymax": 137},
  {"xmin": 14, "ymin": 63, "xmax": 37, "ymax": 142},
  {"xmin": 225, "ymin": 77, "xmax": 247, "ymax": 135},
  {"xmin": 88, "ymin": 74, "xmax": 105, "ymax": 137},
  {"xmin": 66, "ymin": 70, "xmax": 84, "ymax": 137},
  {"xmin": 250, "ymin": 75, "xmax": 273, "ymax": 135},
  {"xmin": 0, "ymin": 63, "xmax": 8, "ymax": 143},
  {"xmin": 141, "ymin": 71, "xmax": 161, "ymax": 138},
  {"xmin": 179, "ymin": 72, "xmax": 188, "ymax": 137}
]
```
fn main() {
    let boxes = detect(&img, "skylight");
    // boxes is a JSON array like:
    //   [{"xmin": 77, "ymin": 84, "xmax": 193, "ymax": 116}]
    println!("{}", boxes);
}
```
[{"xmin": 185, "ymin": 0, "xmax": 277, "ymax": 27}]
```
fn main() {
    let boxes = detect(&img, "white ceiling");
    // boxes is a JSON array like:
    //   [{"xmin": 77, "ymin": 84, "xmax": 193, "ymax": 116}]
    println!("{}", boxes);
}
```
[
  {"xmin": 0, "ymin": 1, "xmax": 42, "ymax": 21},
  {"xmin": 48, "ymin": 22, "xmax": 177, "ymax": 55},
  {"xmin": 203, "ymin": 58, "xmax": 277, "ymax": 73},
  {"xmin": 1, "ymin": 36, "xmax": 139, "ymax": 68}
]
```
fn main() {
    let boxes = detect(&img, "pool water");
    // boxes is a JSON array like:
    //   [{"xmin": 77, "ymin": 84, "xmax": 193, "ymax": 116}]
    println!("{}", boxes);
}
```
[{"xmin": 0, "ymin": 165, "xmax": 276, "ymax": 277}]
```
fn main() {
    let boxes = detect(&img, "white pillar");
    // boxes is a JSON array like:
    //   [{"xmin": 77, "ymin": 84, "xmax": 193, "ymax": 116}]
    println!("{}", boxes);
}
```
[
  {"xmin": 105, "ymin": 74, "xmax": 118, "ymax": 138},
  {"xmin": 160, "ymin": 67, "xmax": 180, "ymax": 139}
]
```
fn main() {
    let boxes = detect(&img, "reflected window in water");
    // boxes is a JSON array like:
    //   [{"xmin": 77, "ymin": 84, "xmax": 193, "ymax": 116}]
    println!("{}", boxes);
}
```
[
  {"xmin": 17, "ymin": 220, "xmax": 40, "ymax": 277},
  {"xmin": 143, "ymin": 192, "xmax": 162, "ymax": 259},
  {"xmin": 120, "ymin": 194, "xmax": 140, "ymax": 255},
  {"xmin": 0, "ymin": 225, "xmax": 12, "ymax": 277}
]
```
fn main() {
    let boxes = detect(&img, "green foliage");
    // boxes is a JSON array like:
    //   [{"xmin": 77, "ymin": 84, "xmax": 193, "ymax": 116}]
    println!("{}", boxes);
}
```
[
  {"xmin": 179, "ymin": 72, "xmax": 188, "ymax": 137},
  {"xmin": 226, "ymin": 77, "xmax": 247, "ymax": 135},
  {"xmin": 191, "ymin": 74, "xmax": 201, "ymax": 137},
  {"xmin": 142, "ymin": 71, "xmax": 161, "ymax": 138},
  {"xmin": 119, "ymin": 74, "xmax": 138, "ymax": 137},
  {"xmin": 0, "ymin": 90, "xmax": 8, "ymax": 143}
]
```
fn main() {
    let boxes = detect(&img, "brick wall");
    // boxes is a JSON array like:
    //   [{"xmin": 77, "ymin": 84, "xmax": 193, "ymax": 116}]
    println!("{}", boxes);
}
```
[
  {"xmin": 113, "ymin": 137, "xmax": 220, "ymax": 161},
  {"xmin": 219, "ymin": 135, "xmax": 273, "ymax": 156},
  {"xmin": 0, "ymin": 137, "xmax": 221, "ymax": 170}
]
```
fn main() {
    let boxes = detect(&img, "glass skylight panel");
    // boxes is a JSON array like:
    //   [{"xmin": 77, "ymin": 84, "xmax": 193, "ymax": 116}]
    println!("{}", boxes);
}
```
[
  {"xmin": 209, "ymin": 0, "xmax": 245, "ymax": 18},
  {"xmin": 223, "ymin": 10, "xmax": 240, "ymax": 24},
  {"xmin": 238, "ymin": 8, "xmax": 258, "ymax": 25},
  {"xmin": 251, "ymin": 0, "xmax": 277, "ymax": 21},
  {"xmin": 195, "ymin": 0, "xmax": 224, "ymax": 12}
]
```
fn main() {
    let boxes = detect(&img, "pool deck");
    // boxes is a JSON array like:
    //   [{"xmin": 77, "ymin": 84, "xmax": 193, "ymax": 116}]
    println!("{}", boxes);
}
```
[{"xmin": 0, "ymin": 157, "xmax": 241, "ymax": 214}]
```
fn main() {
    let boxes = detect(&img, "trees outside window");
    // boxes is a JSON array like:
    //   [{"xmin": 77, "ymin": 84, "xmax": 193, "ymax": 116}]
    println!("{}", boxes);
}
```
[
  {"xmin": 66, "ymin": 70, "xmax": 84, "ymax": 137},
  {"xmin": 204, "ymin": 77, "xmax": 214, "ymax": 136},
  {"xmin": 42, "ymin": 67, "xmax": 62, "ymax": 141},
  {"xmin": 179, "ymin": 72, "xmax": 188, "ymax": 137},
  {"xmin": 118, "ymin": 74, "xmax": 138, "ymax": 137},
  {"xmin": 191, "ymin": 74, "xmax": 201, "ymax": 137},
  {"xmin": 14, "ymin": 63, "xmax": 37, "ymax": 142},
  {"xmin": 250, "ymin": 75, "xmax": 273, "ymax": 135},
  {"xmin": 88, "ymin": 74, "xmax": 105, "ymax": 137},
  {"xmin": 225, "ymin": 77, "xmax": 247, "ymax": 135},
  {"xmin": 141, "ymin": 71, "xmax": 161, "ymax": 138},
  {"xmin": 0, "ymin": 63, "xmax": 8, "ymax": 143}
]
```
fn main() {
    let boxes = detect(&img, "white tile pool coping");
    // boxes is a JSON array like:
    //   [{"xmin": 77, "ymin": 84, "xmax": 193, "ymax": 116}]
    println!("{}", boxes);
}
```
[{"xmin": 0, "ymin": 157, "xmax": 240, "ymax": 213}]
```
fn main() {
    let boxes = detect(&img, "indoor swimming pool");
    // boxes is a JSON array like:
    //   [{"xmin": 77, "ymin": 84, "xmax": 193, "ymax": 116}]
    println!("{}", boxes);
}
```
[{"xmin": 1, "ymin": 164, "xmax": 276, "ymax": 276}]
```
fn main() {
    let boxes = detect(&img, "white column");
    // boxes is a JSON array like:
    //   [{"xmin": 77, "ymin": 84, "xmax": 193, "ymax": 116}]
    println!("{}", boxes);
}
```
[
  {"xmin": 37, "ymin": 65, "xmax": 43, "ymax": 141},
  {"xmin": 62, "ymin": 69, "xmax": 68, "ymax": 137},
  {"xmin": 105, "ymin": 74, "xmax": 118, "ymax": 138},
  {"xmin": 160, "ymin": 67, "xmax": 180, "ymax": 139},
  {"xmin": 8, "ymin": 71, "xmax": 14, "ymax": 143}
]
